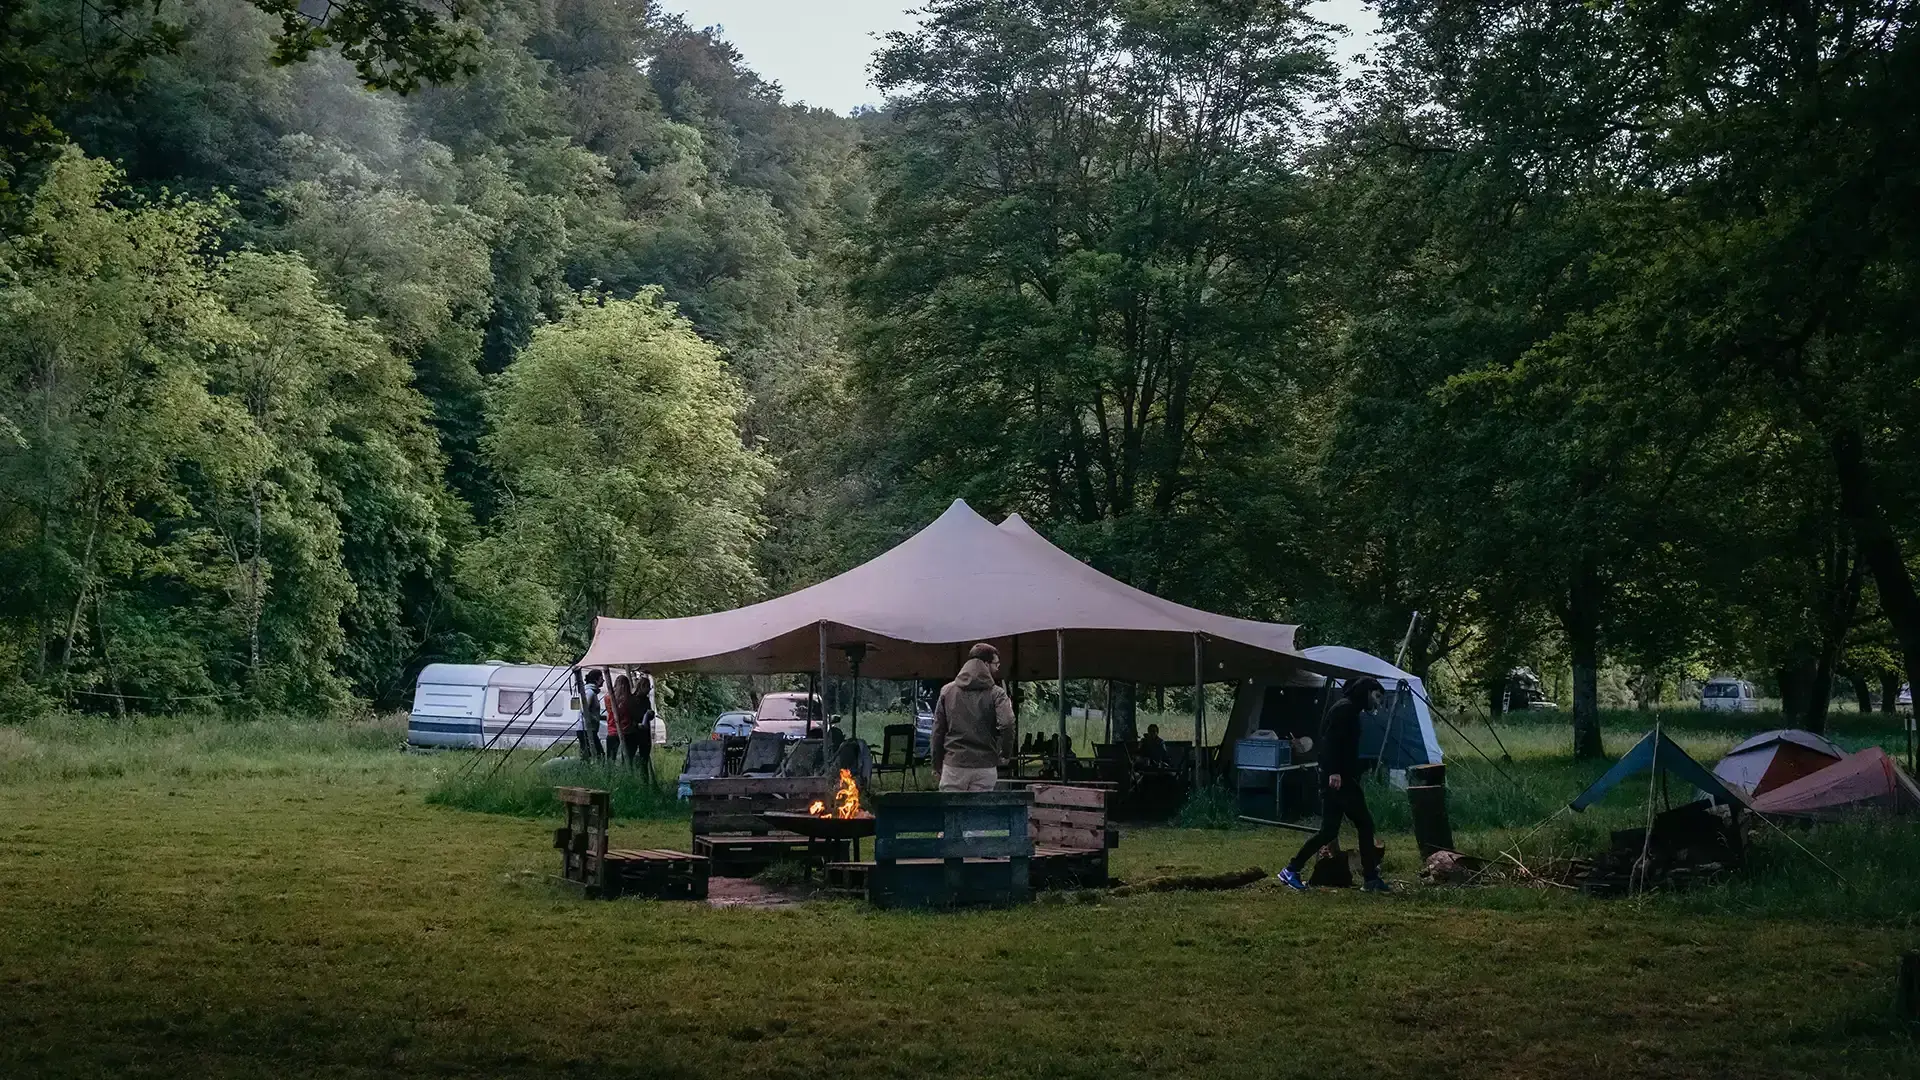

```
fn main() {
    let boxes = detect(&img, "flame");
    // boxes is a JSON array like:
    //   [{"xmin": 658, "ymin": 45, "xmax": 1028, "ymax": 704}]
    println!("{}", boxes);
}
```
[{"xmin": 807, "ymin": 769, "xmax": 864, "ymax": 819}]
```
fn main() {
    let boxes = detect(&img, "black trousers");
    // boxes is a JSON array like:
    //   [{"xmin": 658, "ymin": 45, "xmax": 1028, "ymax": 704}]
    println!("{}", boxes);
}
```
[
  {"xmin": 577, "ymin": 725, "xmax": 603, "ymax": 760},
  {"xmin": 1287, "ymin": 779, "xmax": 1381, "ymax": 877}
]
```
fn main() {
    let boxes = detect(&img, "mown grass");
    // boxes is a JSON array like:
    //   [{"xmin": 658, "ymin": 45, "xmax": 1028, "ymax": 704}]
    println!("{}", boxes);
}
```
[{"xmin": 1, "ymin": 710, "xmax": 1917, "ymax": 1078}]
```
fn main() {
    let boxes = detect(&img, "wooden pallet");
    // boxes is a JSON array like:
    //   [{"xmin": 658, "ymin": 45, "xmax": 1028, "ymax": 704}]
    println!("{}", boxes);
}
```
[
  {"xmin": 693, "ymin": 833, "xmax": 849, "ymax": 878},
  {"xmin": 1028, "ymin": 784, "xmax": 1117, "ymax": 889},
  {"xmin": 868, "ymin": 790, "xmax": 1033, "ymax": 909},
  {"xmin": 553, "ymin": 787, "xmax": 614, "ymax": 897},
  {"xmin": 832, "ymin": 848, "xmax": 1098, "ymax": 894},
  {"xmin": 604, "ymin": 849, "xmax": 710, "ymax": 900}
]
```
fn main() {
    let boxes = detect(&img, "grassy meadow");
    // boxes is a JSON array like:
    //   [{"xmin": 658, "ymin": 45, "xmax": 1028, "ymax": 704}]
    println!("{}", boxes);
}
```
[{"xmin": 2, "ymin": 706, "xmax": 1917, "ymax": 1078}]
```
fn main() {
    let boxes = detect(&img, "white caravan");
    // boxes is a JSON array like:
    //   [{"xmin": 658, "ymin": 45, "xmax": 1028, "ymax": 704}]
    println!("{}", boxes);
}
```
[{"xmin": 408, "ymin": 663, "xmax": 582, "ymax": 749}]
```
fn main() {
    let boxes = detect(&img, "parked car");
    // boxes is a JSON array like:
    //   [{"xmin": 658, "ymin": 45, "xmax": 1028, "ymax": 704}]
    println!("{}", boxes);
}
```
[
  {"xmin": 1701, "ymin": 677, "xmax": 1759, "ymax": 712},
  {"xmin": 1899, "ymin": 684, "xmax": 1912, "ymax": 710},
  {"xmin": 753, "ymin": 691, "xmax": 823, "ymax": 740},
  {"xmin": 711, "ymin": 710, "xmax": 755, "ymax": 740}
]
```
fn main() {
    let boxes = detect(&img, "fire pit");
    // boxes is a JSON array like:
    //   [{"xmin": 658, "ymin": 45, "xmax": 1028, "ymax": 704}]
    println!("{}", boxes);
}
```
[
  {"xmin": 760, "ymin": 768, "xmax": 876, "ymax": 856},
  {"xmin": 759, "ymin": 810, "xmax": 877, "ymax": 841}
]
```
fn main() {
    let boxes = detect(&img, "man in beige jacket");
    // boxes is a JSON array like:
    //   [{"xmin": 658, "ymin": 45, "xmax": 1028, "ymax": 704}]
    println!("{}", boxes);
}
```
[{"xmin": 931, "ymin": 643, "xmax": 1016, "ymax": 791}]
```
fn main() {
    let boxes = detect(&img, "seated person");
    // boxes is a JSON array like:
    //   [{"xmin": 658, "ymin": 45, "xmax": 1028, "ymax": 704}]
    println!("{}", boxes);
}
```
[{"xmin": 1137, "ymin": 724, "xmax": 1170, "ymax": 768}]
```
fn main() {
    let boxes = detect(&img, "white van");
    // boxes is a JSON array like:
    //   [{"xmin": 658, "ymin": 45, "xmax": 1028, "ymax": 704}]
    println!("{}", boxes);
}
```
[
  {"xmin": 408, "ymin": 663, "xmax": 583, "ymax": 749},
  {"xmin": 1700, "ymin": 677, "xmax": 1759, "ymax": 713}
]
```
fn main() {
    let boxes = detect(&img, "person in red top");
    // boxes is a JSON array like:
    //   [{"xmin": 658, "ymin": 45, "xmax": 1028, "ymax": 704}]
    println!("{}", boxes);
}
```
[{"xmin": 608, "ymin": 673, "xmax": 638, "ymax": 767}]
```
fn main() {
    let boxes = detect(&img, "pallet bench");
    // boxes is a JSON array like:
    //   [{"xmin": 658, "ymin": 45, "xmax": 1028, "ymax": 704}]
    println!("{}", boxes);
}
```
[
  {"xmin": 1028, "ymin": 783, "xmax": 1118, "ymax": 889},
  {"xmin": 865, "ymin": 790, "xmax": 1034, "ymax": 909},
  {"xmin": 553, "ymin": 787, "xmax": 709, "ymax": 900},
  {"xmin": 689, "ymin": 775, "xmax": 842, "ymax": 878}
]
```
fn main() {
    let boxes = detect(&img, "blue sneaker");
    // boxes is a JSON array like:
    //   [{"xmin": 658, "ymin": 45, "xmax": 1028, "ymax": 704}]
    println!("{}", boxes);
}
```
[
  {"xmin": 1362, "ymin": 876, "xmax": 1391, "ymax": 893},
  {"xmin": 1278, "ymin": 867, "xmax": 1306, "ymax": 891}
]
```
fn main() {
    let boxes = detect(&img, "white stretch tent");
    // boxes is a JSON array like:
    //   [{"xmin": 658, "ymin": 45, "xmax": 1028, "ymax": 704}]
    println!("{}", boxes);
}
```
[{"xmin": 581, "ymin": 499, "xmax": 1359, "ymax": 684}]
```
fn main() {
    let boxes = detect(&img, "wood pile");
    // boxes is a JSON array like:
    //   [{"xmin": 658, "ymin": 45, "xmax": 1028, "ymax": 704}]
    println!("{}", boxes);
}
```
[{"xmin": 1568, "ymin": 800, "xmax": 1745, "ymax": 897}]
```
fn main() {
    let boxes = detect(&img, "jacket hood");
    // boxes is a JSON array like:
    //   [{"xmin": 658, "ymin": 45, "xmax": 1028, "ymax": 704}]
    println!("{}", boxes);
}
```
[
  {"xmin": 954, "ymin": 657, "xmax": 997, "ymax": 690},
  {"xmin": 1343, "ymin": 676, "xmax": 1385, "ymax": 704}
]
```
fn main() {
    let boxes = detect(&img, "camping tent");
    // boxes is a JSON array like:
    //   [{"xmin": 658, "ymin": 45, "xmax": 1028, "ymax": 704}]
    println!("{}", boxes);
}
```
[
  {"xmin": 1571, "ymin": 729, "xmax": 1746, "ymax": 811},
  {"xmin": 1711, "ymin": 729, "xmax": 1845, "ymax": 797},
  {"xmin": 1219, "ymin": 647, "xmax": 1443, "ymax": 771},
  {"xmin": 1750, "ymin": 747, "xmax": 1920, "ymax": 818},
  {"xmin": 581, "ymin": 500, "xmax": 1360, "ymax": 684}
]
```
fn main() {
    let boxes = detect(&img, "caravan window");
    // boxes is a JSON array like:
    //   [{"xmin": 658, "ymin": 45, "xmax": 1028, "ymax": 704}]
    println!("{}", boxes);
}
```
[
  {"xmin": 544, "ymin": 692, "xmax": 564, "ymax": 716},
  {"xmin": 1704, "ymin": 682, "xmax": 1740, "ymax": 698},
  {"xmin": 497, "ymin": 689, "xmax": 534, "ymax": 716}
]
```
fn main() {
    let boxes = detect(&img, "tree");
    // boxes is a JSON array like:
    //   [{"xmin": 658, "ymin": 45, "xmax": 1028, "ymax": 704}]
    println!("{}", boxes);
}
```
[
  {"xmin": 853, "ymin": 0, "xmax": 1336, "ymax": 612},
  {"xmin": 480, "ymin": 291, "xmax": 772, "ymax": 649}
]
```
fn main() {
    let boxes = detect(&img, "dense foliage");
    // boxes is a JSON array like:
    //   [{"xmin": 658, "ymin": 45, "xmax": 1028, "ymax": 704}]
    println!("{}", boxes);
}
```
[{"xmin": 2, "ymin": 0, "xmax": 1917, "ymax": 754}]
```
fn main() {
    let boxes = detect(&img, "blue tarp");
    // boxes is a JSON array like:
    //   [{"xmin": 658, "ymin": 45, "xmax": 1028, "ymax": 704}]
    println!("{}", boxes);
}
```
[{"xmin": 1570, "ymin": 729, "xmax": 1747, "ymax": 811}]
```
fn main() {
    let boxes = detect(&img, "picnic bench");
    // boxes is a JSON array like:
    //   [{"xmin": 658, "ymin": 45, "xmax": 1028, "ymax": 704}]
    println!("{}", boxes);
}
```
[
  {"xmin": 688, "ymin": 775, "xmax": 845, "ymax": 877},
  {"xmin": 553, "ymin": 786, "xmax": 709, "ymax": 900}
]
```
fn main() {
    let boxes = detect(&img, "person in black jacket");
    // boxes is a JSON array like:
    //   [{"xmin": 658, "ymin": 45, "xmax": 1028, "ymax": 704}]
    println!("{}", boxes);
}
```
[{"xmin": 1279, "ymin": 676, "xmax": 1389, "ymax": 893}]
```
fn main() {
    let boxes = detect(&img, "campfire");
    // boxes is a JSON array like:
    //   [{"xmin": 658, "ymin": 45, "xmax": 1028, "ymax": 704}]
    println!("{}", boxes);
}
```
[{"xmin": 806, "ymin": 769, "xmax": 865, "ymax": 819}]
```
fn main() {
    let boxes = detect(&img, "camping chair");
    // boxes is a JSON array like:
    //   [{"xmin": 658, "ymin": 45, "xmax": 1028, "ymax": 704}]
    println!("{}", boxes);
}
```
[
  {"xmin": 676, "ymin": 740, "xmax": 726, "ymax": 799},
  {"xmin": 740, "ymin": 732, "xmax": 786, "ymax": 775},
  {"xmin": 870, "ymin": 723, "xmax": 923, "ymax": 789}
]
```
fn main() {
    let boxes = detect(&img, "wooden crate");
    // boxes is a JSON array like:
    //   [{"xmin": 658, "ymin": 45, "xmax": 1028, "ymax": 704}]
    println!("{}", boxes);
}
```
[
  {"xmin": 604, "ymin": 849, "xmax": 710, "ymax": 900},
  {"xmin": 553, "ymin": 787, "xmax": 614, "ymax": 897},
  {"xmin": 868, "ymin": 790, "xmax": 1033, "ymax": 909}
]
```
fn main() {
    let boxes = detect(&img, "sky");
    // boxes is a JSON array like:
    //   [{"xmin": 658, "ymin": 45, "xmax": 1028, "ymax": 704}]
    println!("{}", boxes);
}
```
[{"xmin": 662, "ymin": 1, "xmax": 1380, "ymax": 115}]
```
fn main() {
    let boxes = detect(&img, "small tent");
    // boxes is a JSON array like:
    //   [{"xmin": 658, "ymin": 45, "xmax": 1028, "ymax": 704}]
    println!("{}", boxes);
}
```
[
  {"xmin": 1750, "ymin": 747, "xmax": 1920, "ymax": 819},
  {"xmin": 1224, "ymin": 646, "xmax": 1443, "ymax": 771},
  {"xmin": 1571, "ymin": 729, "xmax": 1746, "ymax": 811},
  {"xmin": 1711, "ymin": 729, "xmax": 1845, "ymax": 797}
]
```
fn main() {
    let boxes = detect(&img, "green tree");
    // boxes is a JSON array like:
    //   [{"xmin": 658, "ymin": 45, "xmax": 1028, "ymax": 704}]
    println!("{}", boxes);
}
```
[
  {"xmin": 854, "ymin": 0, "xmax": 1336, "ymax": 610},
  {"xmin": 480, "ymin": 290, "xmax": 772, "ymax": 649}
]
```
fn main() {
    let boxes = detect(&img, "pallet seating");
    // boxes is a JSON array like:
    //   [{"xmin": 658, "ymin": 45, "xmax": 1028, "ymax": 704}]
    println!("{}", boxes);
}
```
[
  {"xmin": 553, "ymin": 786, "xmax": 709, "ymax": 900},
  {"xmin": 1027, "ymin": 783, "xmax": 1118, "ymax": 889},
  {"xmin": 688, "ymin": 775, "xmax": 844, "ymax": 877},
  {"xmin": 865, "ymin": 790, "xmax": 1034, "ymax": 909}
]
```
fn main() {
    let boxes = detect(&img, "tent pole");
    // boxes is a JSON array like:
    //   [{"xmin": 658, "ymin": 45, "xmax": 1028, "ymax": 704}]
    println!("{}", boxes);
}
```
[
  {"xmin": 817, "ymin": 622, "xmax": 827, "ymax": 752},
  {"xmin": 1057, "ymin": 630, "xmax": 1068, "ymax": 781},
  {"xmin": 1011, "ymin": 634, "xmax": 1022, "ymax": 764},
  {"xmin": 1193, "ymin": 634, "xmax": 1206, "ymax": 788}
]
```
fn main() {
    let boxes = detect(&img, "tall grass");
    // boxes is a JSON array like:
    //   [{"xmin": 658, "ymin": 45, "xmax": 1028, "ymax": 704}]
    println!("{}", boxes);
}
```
[
  {"xmin": 423, "ymin": 750, "xmax": 691, "ymax": 820},
  {"xmin": 0, "ymin": 710, "xmax": 408, "ymax": 784}
]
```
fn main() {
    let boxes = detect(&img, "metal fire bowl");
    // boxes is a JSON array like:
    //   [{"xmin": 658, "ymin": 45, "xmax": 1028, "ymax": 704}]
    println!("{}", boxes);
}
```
[{"xmin": 760, "ymin": 810, "xmax": 877, "ymax": 841}]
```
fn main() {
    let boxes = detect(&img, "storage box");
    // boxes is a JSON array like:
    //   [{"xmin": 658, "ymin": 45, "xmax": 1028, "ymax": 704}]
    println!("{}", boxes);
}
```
[{"xmin": 1234, "ymin": 738, "xmax": 1292, "ymax": 770}]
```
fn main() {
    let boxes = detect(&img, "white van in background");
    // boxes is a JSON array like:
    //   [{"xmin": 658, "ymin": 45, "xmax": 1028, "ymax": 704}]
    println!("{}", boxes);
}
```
[
  {"xmin": 408, "ymin": 663, "xmax": 581, "ymax": 749},
  {"xmin": 1700, "ymin": 677, "xmax": 1759, "ymax": 713}
]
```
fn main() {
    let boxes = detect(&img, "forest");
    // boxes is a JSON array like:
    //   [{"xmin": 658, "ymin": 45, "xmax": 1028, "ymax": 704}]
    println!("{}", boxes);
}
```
[{"xmin": 2, "ymin": 0, "xmax": 1917, "ymax": 757}]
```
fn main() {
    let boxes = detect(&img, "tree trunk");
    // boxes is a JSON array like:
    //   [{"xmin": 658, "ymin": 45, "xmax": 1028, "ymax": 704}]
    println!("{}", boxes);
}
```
[
  {"xmin": 1488, "ymin": 678, "xmax": 1507, "ymax": 724},
  {"xmin": 1831, "ymin": 428, "xmax": 1920, "ymax": 743},
  {"xmin": 1848, "ymin": 674, "xmax": 1872, "ymax": 714},
  {"xmin": 1565, "ymin": 565, "xmax": 1604, "ymax": 760},
  {"xmin": 249, "ymin": 482, "xmax": 263, "ymax": 676},
  {"xmin": 1109, "ymin": 681, "xmax": 1137, "ymax": 745},
  {"xmin": 1881, "ymin": 672, "xmax": 1902, "ymax": 715}
]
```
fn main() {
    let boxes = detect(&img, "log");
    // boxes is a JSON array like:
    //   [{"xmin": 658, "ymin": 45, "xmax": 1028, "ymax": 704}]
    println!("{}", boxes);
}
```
[
  {"xmin": 1406, "ymin": 784, "xmax": 1455, "ymax": 858},
  {"xmin": 1110, "ymin": 867, "xmax": 1266, "ymax": 896}
]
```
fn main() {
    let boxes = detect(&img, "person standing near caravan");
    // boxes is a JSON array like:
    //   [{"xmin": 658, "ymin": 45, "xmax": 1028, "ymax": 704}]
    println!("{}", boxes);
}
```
[
  {"xmin": 931, "ymin": 643, "xmax": 1015, "ymax": 792},
  {"xmin": 1279, "ymin": 676, "xmax": 1389, "ymax": 893},
  {"xmin": 575, "ymin": 668, "xmax": 606, "ymax": 760},
  {"xmin": 608, "ymin": 673, "xmax": 638, "ymax": 766},
  {"xmin": 632, "ymin": 669, "xmax": 659, "ymax": 783}
]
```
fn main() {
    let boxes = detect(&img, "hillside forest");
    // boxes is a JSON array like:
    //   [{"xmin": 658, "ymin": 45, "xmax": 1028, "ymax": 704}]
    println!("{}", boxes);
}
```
[{"xmin": 2, "ymin": 0, "xmax": 1917, "ymax": 756}]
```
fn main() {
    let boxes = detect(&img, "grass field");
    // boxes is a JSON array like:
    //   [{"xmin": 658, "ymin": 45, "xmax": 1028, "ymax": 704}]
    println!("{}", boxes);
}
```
[{"xmin": 2, "ymin": 709, "xmax": 1917, "ymax": 1078}]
